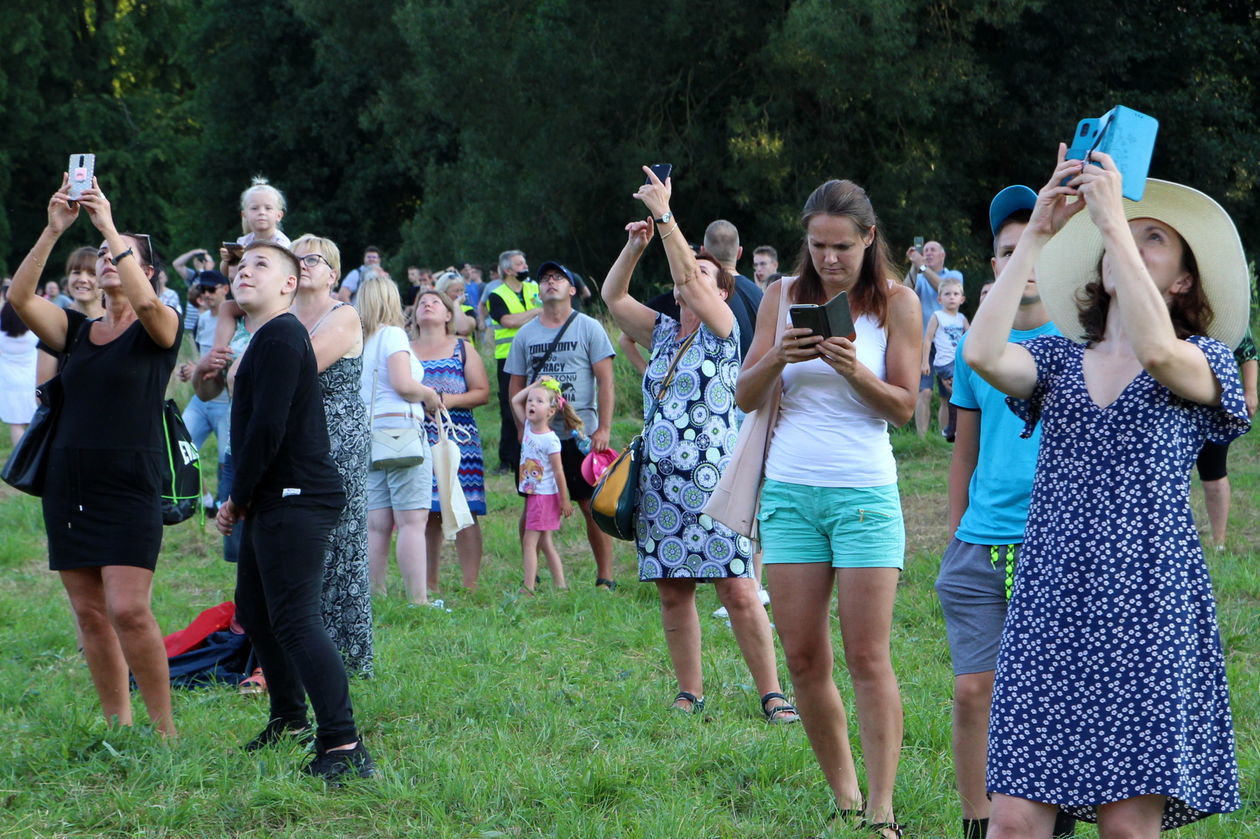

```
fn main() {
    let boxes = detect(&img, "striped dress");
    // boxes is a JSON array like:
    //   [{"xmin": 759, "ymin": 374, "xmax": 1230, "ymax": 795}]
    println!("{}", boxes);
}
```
[{"xmin": 420, "ymin": 339, "xmax": 487, "ymax": 515}]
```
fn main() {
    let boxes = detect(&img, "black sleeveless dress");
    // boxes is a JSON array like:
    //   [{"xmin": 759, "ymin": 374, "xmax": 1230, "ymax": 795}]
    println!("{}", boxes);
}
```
[{"xmin": 43, "ymin": 309, "xmax": 181, "ymax": 571}]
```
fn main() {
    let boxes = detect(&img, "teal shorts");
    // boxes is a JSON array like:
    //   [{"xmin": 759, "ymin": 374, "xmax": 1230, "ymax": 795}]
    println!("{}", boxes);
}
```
[{"xmin": 758, "ymin": 479, "xmax": 905, "ymax": 569}]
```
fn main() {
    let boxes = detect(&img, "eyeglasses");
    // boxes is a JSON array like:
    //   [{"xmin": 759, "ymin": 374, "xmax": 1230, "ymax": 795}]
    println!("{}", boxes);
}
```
[
  {"xmin": 539, "ymin": 272, "xmax": 569, "ymax": 284},
  {"xmin": 299, "ymin": 254, "xmax": 332, "ymax": 270}
]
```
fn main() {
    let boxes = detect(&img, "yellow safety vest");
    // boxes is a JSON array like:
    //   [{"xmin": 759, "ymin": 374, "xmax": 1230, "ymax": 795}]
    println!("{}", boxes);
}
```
[{"xmin": 491, "ymin": 280, "xmax": 540, "ymax": 360}]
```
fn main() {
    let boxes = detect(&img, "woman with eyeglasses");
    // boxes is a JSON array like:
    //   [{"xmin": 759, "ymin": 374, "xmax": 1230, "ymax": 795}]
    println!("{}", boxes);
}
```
[
  {"xmin": 288, "ymin": 234, "xmax": 373, "ymax": 677},
  {"xmin": 6, "ymin": 175, "xmax": 181, "ymax": 737}
]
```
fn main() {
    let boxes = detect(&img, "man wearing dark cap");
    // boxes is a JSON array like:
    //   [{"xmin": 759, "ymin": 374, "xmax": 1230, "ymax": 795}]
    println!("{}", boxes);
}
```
[
  {"xmin": 505, "ymin": 261, "xmax": 618, "ymax": 590},
  {"xmin": 934, "ymin": 186, "xmax": 1074, "ymax": 839}
]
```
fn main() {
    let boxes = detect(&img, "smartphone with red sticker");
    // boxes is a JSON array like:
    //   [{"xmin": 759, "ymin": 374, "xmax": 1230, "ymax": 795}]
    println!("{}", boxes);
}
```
[{"xmin": 67, "ymin": 153, "xmax": 95, "ymax": 200}]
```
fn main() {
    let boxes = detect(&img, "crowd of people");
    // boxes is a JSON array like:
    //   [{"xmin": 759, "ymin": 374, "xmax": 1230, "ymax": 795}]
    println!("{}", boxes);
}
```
[{"xmin": 0, "ymin": 146, "xmax": 1252, "ymax": 838}]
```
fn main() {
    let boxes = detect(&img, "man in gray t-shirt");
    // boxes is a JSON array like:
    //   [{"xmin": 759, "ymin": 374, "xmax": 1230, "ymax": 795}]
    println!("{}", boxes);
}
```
[{"xmin": 505, "ymin": 261, "xmax": 618, "ymax": 589}]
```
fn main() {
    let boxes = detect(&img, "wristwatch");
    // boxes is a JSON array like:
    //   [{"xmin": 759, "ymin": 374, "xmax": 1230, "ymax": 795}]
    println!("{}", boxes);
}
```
[{"xmin": 655, "ymin": 211, "xmax": 673, "ymax": 226}]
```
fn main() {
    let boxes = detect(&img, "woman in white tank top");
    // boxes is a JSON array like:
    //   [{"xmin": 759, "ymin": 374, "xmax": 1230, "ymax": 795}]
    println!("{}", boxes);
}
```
[{"xmin": 735, "ymin": 179, "xmax": 922, "ymax": 839}]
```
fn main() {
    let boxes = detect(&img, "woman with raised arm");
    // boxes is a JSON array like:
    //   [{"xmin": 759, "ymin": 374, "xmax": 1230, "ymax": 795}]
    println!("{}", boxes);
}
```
[
  {"xmin": 964, "ymin": 148, "xmax": 1247, "ymax": 839},
  {"xmin": 7, "ymin": 176, "xmax": 181, "ymax": 737},
  {"xmin": 289, "ymin": 234, "xmax": 372, "ymax": 677},
  {"xmin": 600, "ymin": 167, "xmax": 799, "ymax": 725},
  {"xmin": 734, "ymin": 179, "xmax": 921, "ymax": 838}
]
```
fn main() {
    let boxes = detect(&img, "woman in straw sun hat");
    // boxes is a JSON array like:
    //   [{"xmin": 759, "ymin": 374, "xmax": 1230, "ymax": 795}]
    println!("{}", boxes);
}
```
[{"xmin": 965, "ymin": 144, "xmax": 1248, "ymax": 838}]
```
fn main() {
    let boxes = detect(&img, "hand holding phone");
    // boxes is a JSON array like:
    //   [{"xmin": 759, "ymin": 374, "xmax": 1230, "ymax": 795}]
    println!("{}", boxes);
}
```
[
  {"xmin": 221, "ymin": 242, "xmax": 244, "ymax": 265},
  {"xmin": 67, "ymin": 153, "xmax": 95, "ymax": 200},
  {"xmin": 645, "ymin": 163, "xmax": 672, "ymax": 185}
]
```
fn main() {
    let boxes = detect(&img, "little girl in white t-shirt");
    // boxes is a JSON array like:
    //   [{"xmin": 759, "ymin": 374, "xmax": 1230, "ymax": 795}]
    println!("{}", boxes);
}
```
[{"xmin": 510, "ymin": 377, "xmax": 580, "ymax": 593}]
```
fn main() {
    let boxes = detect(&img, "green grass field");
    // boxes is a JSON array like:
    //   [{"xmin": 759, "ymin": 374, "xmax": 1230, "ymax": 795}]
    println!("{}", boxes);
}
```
[{"xmin": 0, "ymin": 332, "xmax": 1254, "ymax": 838}]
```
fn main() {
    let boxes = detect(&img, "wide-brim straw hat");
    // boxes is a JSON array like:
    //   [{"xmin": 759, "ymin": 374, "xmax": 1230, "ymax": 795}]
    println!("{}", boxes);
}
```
[{"xmin": 1036, "ymin": 179, "xmax": 1250, "ymax": 348}]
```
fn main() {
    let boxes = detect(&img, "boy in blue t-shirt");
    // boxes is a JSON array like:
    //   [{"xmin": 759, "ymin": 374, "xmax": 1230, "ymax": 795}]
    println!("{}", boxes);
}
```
[{"xmin": 934, "ymin": 186, "xmax": 1075, "ymax": 839}]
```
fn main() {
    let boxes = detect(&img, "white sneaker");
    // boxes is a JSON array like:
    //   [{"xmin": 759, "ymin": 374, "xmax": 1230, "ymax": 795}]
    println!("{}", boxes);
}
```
[
  {"xmin": 712, "ymin": 605, "xmax": 730, "ymax": 618},
  {"xmin": 758, "ymin": 588, "xmax": 771, "ymax": 606}
]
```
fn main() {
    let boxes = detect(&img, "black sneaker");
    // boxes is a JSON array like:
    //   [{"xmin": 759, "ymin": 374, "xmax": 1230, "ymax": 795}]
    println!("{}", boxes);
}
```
[
  {"xmin": 243, "ymin": 718, "xmax": 313, "ymax": 752},
  {"xmin": 302, "ymin": 742, "xmax": 376, "ymax": 782}
]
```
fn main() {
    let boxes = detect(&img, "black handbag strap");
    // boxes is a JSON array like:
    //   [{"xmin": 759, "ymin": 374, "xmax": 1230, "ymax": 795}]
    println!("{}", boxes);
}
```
[
  {"xmin": 645, "ymin": 329, "xmax": 699, "ymax": 422},
  {"xmin": 528, "ymin": 311, "xmax": 579, "ymax": 381}
]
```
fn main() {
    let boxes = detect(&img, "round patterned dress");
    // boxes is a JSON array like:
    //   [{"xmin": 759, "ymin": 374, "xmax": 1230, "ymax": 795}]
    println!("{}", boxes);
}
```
[
  {"xmin": 636, "ymin": 314, "xmax": 752, "ymax": 580},
  {"xmin": 987, "ymin": 334, "xmax": 1247, "ymax": 828},
  {"xmin": 420, "ymin": 338, "xmax": 487, "ymax": 515},
  {"xmin": 316, "ymin": 345, "xmax": 373, "ymax": 677}
]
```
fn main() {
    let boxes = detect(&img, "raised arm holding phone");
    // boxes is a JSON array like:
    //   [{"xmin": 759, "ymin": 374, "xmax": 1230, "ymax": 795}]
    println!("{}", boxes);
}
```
[
  {"xmin": 966, "ymin": 145, "xmax": 1247, "ymax": 838},
  {"xmin": 7, "ymin": 173, "xmax": 181, "ymax": 738}
]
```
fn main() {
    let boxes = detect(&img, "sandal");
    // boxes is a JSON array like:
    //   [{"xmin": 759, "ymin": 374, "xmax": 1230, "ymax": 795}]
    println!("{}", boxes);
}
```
[
  {"xmin": 595, "ymin": 577, "xmax": 617, "ymax": 591},
  {"xmin": 760, "ymin": 691, "xmax": 801, "ymax": 724},
  {"xmin": 671, "ymin": 690, "xmax": 705, "ymax": 714},
  {"xmin": 863, "ymin": 820, "xmax": 904, "ymax": 839}
]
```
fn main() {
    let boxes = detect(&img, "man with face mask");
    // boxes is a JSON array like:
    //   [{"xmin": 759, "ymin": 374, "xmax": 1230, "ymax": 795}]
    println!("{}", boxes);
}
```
[{"xmin": 487, "ymin": 250, "xmax": 541, "ymax": 471}]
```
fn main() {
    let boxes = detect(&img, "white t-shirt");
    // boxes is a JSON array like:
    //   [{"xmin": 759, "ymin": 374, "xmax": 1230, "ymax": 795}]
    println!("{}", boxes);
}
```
[
  {"xmin": 931, "ymin": 310, "xmax": 967, "ymax": 368},
  {"xmin": 360, "ymin": 326, "xmax": 424, "ymax": 429},
  {"xmin": 519, "ymin": 426, "xmax": 561, "ymax": 495}
]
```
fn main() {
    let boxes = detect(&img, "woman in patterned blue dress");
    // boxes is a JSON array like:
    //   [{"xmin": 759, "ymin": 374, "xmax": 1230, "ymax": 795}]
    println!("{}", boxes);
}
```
[
  {"xmin": 966, "ymin": 147, "xmax": 1249, "ymax": 837},
  {"xmin": 411, "ymin": 289, "xmax": 489, "ymax": 592},
  {"xmin": 600, "ymin": 167, "xmax": 797, "ymax": 723},
  {"xmin": 290, "ymin": 235, "xmax": 373, "ymax": 677}
]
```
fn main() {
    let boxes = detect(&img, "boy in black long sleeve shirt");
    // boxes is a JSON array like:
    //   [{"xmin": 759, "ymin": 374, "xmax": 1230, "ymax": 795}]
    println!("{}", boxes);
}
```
[{"xmin": 217, "ymin": 243, "xmax": 371, "ymax": 782}]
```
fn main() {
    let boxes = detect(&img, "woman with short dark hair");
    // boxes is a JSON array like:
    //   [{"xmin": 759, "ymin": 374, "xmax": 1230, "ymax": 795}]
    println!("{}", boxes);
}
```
[{"xmin": 7, "ymin": 175, "xmax": 181, "ymax": 736}]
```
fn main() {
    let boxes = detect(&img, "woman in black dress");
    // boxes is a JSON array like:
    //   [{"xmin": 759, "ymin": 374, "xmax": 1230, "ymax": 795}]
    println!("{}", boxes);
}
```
[
  {"xmin": 216, "ymin": 242, "xmax": 372, "ymax": 781},
  {"xmin": 7, "ymin": 176, "xmax": 180, "ymax": 737}
]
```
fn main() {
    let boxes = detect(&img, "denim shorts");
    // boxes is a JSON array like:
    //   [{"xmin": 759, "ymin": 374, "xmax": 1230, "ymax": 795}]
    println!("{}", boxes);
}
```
[
  {"xmin": 758, "ymin": 479, "xmax": 904, "ymax": 569},
  {"xmin": 367, "ymin": 456, "xmax": 433, "ymax": 512}
]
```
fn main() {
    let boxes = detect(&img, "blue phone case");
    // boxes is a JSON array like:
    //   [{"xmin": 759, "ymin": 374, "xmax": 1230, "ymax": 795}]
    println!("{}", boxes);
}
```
[{"xmin": 1064, "ymin": 106, "xmax": 1159, "ymax": 201}]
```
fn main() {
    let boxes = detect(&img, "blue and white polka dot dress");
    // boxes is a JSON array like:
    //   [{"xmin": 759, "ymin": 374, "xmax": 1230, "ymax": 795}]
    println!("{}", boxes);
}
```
[
  {"xmin": 987, "ymin": 335, "xmax": 1248, "ymax": 828},
  {"xmin": 636, "ymin": 314, "xmax": 752, "ymax": 581}
]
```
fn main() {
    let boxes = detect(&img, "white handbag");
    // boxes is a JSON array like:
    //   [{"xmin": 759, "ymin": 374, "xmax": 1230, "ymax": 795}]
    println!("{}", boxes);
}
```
[
  {"xmin": 432, "ymin": 407, "xmax": 474, "ymax": 539},
  {"xmin": 369, "ymin": 334, "xmax": 426, "ymax": 470}
]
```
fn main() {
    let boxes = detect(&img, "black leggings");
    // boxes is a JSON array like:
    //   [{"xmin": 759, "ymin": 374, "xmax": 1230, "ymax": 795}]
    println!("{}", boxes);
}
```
[
  {"xmin": 1196, "ymin": 440, "xmax": 1229, "ymax": 482},
  {"xmin": 235, "ymin": 502, "xmax": 357, "ymax": 751},
  {"xmin": 496, "ymin": 358, "xmax": 521, "ymax": 471}
]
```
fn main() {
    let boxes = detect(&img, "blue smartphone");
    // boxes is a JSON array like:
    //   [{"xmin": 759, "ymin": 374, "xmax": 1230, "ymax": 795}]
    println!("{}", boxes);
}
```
[{"xmin": 1063, "ymin": 106, "xmax": 1159, "ymax": 201}]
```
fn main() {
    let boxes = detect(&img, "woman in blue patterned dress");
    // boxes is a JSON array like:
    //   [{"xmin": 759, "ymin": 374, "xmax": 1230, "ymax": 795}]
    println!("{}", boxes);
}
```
[
  {"xmin": 411, "ymin": 289, "xmax": 489, "ymax": 592},
  {"xmin": 600, "ymin": 168, "xmax": 797, "ymax": 723},
  {"xmin": 289, "ymin": 234, "xmax": 373, "ymax": 677},
  {"xmin": 966, "ymin": 147, "xmax": 1248, "ymax": 837}
]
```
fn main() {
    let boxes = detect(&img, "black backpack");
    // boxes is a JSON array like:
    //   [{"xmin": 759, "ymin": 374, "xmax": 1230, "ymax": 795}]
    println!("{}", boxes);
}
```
[{"xmin": 161, "ymin": 398, "xmax": 202, "ymax": 525}]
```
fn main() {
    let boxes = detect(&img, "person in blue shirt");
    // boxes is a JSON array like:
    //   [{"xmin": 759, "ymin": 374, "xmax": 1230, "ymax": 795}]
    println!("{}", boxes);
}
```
[
  {"xmin": 934, "ymin": 186, "xmax": 1074, "ymax": 839},
  {"xmin": 905, "ymin": 240, "xmax": 964, "ymax": 434}
]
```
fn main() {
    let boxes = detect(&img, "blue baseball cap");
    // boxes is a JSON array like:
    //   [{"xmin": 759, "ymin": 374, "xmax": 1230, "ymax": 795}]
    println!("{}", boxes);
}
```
[{"xmin": 989, "ymin": 185, "xmax": 1037, "ymax": 236}]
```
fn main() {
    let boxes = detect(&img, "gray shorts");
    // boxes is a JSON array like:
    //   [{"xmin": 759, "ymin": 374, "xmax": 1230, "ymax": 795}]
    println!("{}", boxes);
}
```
[
  {"xmin": 367, "ymin": 456, "xmax": 433, "ymax": 512},
  {"xmin": 934, "ymin": 537, "xmax": 1019, "ymax": 676}
]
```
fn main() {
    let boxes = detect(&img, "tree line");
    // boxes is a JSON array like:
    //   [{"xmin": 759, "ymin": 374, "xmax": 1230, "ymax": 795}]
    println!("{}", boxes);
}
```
[{"xmin": 2, "ymin": 0, "xmax": 1257, "ymax": 304}]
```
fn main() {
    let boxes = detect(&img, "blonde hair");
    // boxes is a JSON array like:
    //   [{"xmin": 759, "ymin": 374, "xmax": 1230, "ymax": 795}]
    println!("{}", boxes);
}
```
[
  {"xmin": 290, "ymin": 233, "xmax": 342, "ymax": 276},
  {"xmin": 413, "ymin": 290, "xmax": 457, "ymax": 336},
  {"xmin": 937, "ymin": 277, "xmax": 964, "ymax": 295},
  {"xmin": 239, "ymin": 176, "xmax": 287, "ymax": 234},
  {"xmin": 529, "ymin": 382, "xmax": 584, "ymax": 432},
  {"xmin": 356, "ymin": 274, "xmax": 405, "ymax": 337},
  {"xmin": 434, "ymin": 270, "xmax": 464, "ymax": 296}
]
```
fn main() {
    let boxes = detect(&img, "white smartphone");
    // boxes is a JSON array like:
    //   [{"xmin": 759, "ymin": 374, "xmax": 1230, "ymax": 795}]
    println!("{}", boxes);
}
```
[{"xmin": 67, "ymin": 153, "xmax": 95, "ymax": 199}]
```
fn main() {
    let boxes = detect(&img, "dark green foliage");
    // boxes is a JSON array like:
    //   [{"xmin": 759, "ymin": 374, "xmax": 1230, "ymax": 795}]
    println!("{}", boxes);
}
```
[{"xmin": 2, "ymin": 0, "xmax": 1257, "ymax": 305}]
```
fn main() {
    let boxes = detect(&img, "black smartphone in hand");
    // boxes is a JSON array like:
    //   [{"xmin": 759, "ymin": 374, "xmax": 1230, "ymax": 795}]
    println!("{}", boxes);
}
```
[{"xmin": 646, "ymin": 163, "xmax": 672, "ymax": 184}]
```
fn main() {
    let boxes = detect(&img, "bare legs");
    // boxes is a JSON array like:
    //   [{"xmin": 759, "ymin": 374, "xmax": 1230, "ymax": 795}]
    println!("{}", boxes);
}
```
[
  {"xmin": 367, "ymin": 507, "xmax": 430, "ymax": 604},
  {"xmin": 521, "ymin": 530, "xmax": 566, "ymax": 591},
  {"xmin": 1201, "ymin": 476, "xmax": 1229, "ymax": 548},
  {"xmin": 768, "ymin": 563, "xmax": 863, "ymax": 810},
  {"xmin": 990, "ymin": 793, "xmax": 1163, "ymax": 839},
  {"xmin": 769, "ymin": 564, "xmax": 903, "ymax": 824},
  {"xmin": 654, "ymin": 577, "xmax": 788, "ymax": 710},
  {"xmin": 576, "ymin": 498, "xmax": 614, "ymax": 583},
  {"xmin": 952, "ymin": 670, "xmax": 996, "ymax": 820},
  {"xmin": 424, "ymin": 514, "xmax": 483, "ymax": 592},
  {"xmin": 9, "ymin": 422, "xmax": 26, "ymax": 446},
  {"xmin": 59, "ymin": 566, "xmax": 175, "ymax": 737}
]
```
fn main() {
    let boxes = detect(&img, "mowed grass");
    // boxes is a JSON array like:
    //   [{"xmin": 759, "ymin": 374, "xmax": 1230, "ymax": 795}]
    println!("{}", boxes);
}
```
[{"xmin": 0, "ymin": 327, "xmax": 1255, "ymax": 839}]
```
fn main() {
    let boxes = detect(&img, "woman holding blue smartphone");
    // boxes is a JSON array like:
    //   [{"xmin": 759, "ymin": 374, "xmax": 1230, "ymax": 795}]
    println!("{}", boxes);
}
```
[{"xmin": 966, "ymin": 146, "xmax": 1246, "ymax": 838}]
